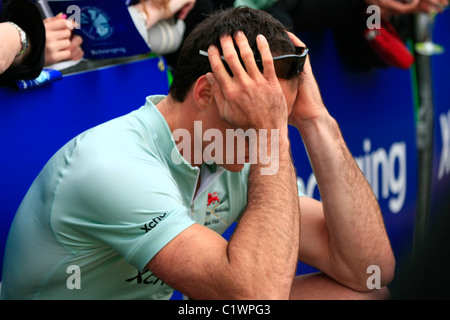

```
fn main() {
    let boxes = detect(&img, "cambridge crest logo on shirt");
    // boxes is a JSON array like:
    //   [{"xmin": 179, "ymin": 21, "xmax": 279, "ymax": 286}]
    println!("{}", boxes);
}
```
[
  {"xmin": 207, "ymin": 192, "xmax": 220, "ymax": 206},
  {"xmin": 205, "ymin": 192, "xmax": 229, "ymax": 227}
]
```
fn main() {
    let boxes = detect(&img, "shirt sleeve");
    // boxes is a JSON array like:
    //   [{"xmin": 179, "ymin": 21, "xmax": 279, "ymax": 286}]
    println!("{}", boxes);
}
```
[{"xmin": 52, "ymin": 154, "xmax": 196, "ymax": 272}]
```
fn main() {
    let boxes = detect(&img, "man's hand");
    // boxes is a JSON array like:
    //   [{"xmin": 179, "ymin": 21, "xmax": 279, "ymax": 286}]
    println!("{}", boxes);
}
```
[
  {"xmin": 285, "ymin": 31, "xmax": 395, "ymax": 291},
  {"xmin": 285, "ymin": 32, "xmax": 327, "ymax": 129},
  {"xmin": 206, "ymin": 32, "xmax": 289, "ymax": 132}
]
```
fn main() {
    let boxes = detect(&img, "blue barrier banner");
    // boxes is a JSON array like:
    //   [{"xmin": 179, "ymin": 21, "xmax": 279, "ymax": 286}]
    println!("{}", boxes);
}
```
[
  {"xmin": 0, "ymin": 56, "xmax": 170, "ymax": 277},
  {"xmin": 430, "ymin": 9, "xmax": 450, "ymax": 227},
  {"xmin": 290, "ymin": 30, "xmax": 418, "ymax": 275}
]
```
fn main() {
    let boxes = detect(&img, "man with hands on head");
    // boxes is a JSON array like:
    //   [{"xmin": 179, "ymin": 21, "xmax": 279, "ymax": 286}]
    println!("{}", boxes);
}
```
[
  {"xmin": 1, "ymin": 7, "xmax": 395, "ymax": 300},
  {"xmin": 159, "ymin": 7, "xmax": 396, "ymax": 299}
]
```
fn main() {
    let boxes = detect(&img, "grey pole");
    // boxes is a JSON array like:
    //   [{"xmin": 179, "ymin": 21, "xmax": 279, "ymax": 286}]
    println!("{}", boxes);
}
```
[{"xmin": 413, "ymin": 12, "xmax": 435, "ymax": 261}]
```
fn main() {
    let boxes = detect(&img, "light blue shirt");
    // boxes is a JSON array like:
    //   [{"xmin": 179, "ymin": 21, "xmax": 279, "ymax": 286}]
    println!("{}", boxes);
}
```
[{"xmin": 1, "ymin": 96, "xmax": 249, "ymax": 299}]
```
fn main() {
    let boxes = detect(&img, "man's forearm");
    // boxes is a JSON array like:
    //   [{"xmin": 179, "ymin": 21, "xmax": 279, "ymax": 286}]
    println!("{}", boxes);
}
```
[
  {"xmin": 226, "ymin": 132, "xmax": 300, "ymax": 299},
  {"xmin": 295, "ymin": 109, "xmax": 395, "ymax": 289}
]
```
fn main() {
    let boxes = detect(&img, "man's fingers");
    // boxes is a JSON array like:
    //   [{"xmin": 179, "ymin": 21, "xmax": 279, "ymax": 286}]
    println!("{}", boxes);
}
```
[
  {"xmin": 256, "ymin": 34, "xmax": 276, "ymax": 81},
  {"xmin": 285, "ymin": 31, "xmax": 305, "ymax": 48},
  {"xmin": 207, "ymin": 44, "xmax": 233, "ymax": 87},
  {"xmin": 234, "ymin": 31, "xmax": 260, "ymax": 78},
  {"xmin": 220, "ymin": 34, "xmax": 250, "ymax": 81}
]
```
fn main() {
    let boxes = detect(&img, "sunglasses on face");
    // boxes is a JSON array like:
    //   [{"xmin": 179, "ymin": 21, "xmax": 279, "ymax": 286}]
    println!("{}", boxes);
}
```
[{"xmin": 199, "ymin": 46, "xmax": 308, "ymax": 80}]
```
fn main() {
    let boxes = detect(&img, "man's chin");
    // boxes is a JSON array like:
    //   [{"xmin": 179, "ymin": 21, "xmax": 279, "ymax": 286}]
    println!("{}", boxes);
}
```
[{"xmin": 220, "ymin": 163, "xmax": 246, "ymax": 172}]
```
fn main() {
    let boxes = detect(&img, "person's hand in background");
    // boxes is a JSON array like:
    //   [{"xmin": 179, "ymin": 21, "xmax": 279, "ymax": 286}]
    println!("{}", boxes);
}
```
[
  {"xmin": 366, "ymin": 0, "xmax": 420, "ymax": 17},
  {"xmin": 415, "ymin": 0, "xmax": 449, "ymax": 13},
  {"xmin": 366, "ymin": 0, "xmax": 448, "ymax": 16},
  {"xmin": 44, "ymin": 13, "xmax": 84, "ymax": 66},
  {"xmin": 167, "ymin": 0, "xmax": 196, "ymax": 20},
  {"xmin": 134, "ymin": 0, "xmax": 196, "ymax": 28}
]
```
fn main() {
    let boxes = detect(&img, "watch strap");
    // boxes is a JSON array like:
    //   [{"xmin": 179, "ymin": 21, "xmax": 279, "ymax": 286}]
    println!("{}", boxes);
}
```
[{"xmin": 7, "ymin": 21, "xmax": 29, "ymax": 57}]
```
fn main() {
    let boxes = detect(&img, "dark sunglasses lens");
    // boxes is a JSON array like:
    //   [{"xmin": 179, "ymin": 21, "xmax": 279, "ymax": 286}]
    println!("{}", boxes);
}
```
[
  {"xmin": 274, "ymin": 57, "xmax": 304, "ymax": 80},
  {"xmin": 295, "ymin": 47, "xmax": 308, "ymax": 55}
]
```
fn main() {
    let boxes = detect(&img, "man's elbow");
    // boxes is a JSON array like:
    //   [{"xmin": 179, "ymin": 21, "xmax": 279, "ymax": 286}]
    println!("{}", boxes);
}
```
[
  {"xmin": 225, "ymin": 272, "xmax": 293, "ymax": 300},
  {"xmin": 349, "ymin": 249, "xmax": 396, "ymax": 292},
  {"xmin": 230, "ymin": 281, "xmax": 292, "ymax": 300},
  {"xmin": 379, "ymin": 250, "xmax": 396, "ymax": 287}
]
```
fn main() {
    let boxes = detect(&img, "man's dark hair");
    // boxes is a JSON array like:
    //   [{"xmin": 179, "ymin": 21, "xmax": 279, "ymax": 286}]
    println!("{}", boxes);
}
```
[{"xmin": 169, "ymin": 7, "xmax": 296, "ymax": 102}]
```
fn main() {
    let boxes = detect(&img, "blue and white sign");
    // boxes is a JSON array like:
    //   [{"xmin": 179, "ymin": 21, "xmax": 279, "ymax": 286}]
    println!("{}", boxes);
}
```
[
  {"xmin": 430, "ymin": 9, "xmax": 450, "ymax": 228},
  {"xmin": 45, "ymin": 0, "xmax": 151, "ymax": 59},
  {"xmin": 290, "ymin": 29, "xmax": 418, "ymax": 275}
]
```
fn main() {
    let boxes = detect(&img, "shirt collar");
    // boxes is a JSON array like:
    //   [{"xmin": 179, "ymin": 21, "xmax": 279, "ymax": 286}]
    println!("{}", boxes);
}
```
[
  {"xmin": 143, "ymin": 95, "xmax": 226, "ymax": 201},
  {"xmin": 143, "ymin": 95, "xmax": 198, "ymax": 175}
]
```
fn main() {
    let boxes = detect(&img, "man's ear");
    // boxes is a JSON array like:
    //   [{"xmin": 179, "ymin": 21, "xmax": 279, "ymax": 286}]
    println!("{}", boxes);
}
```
[{"xmin": 193, "ymin": 75, "xmax": 214, "ymax": 111}]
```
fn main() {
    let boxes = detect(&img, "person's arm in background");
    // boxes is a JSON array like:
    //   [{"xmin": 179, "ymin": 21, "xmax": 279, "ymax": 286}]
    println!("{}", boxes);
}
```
[
  {"xmin": 415, "ymin": 0, "xmax": 448, "ymax": 13},
  {"xmin": 128, "ymin": 0, "xmax": 196, "ymax": 55},
  {"xmin": 0, "ymin": 0, "xmax": 45, "ymax": 85},
  {"xmin": 288, "ymin": 0, "xmax": 447, "ymax": 30},
  {"xmin": 133, "ymin": 0, "xmax": 196, "ymax": 29}
]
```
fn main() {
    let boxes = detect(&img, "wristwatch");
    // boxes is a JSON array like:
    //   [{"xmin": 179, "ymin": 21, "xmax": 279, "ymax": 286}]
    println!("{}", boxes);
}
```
[{"xmin": 7, "ymin": 21, "xmax": 29, "ymax": 57}]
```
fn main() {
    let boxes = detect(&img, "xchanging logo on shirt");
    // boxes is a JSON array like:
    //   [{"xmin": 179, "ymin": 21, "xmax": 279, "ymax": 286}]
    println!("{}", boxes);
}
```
[
  {"xmin": 140, "ymin": 212, "xmax": 167, "ymax": 233},
  {"xmin": 125, "ymin": 269, "xmax": 166, "ymax": 286}
]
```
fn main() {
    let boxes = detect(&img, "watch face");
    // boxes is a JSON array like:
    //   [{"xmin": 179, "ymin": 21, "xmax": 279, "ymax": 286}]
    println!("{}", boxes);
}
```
[{"xmin": 80, "ymin": 6, "xmax": 113, "ymax": 41}]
